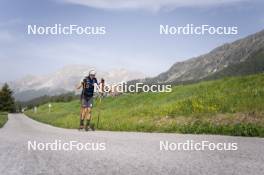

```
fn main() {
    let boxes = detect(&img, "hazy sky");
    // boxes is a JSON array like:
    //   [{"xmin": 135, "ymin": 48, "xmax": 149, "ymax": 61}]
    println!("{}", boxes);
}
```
[{"xmin": 0, "ymin": 0, "xmax": 264, "ymax": 82}]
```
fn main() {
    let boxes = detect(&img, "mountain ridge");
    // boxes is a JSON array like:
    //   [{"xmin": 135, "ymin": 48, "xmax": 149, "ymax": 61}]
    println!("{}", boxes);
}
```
[
  {"xmin": 9, "ymin": 65, "xmax": 145, "ymax": 101},
  {"xmin": 5, "ymin": 29, "xmax": 264, "ymax": 101},
  {"xmin": 142, "ymin": 29, "xmax": 264, "ymax": 84}
]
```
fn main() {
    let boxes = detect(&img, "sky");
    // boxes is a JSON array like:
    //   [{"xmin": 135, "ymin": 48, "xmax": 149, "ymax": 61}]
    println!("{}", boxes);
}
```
[{"xmin": 0, "ymin": 0, "xmax": 264, "ymax": 82}]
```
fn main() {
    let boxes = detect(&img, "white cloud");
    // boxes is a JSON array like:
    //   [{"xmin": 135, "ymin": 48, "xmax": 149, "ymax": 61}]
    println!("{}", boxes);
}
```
[
  {"xmin": 0, "ymin": 19, "xmax": 22, "ymax": 43},
  {"xmin": 0, "ymin": 30, "xmax": 15, "ymax": 43},
  {"xmin": 60, "ymin": 0, "xmax": 246, "ymax": 11},
  {"xmin": 0, "ymin": 19, "xmax": 22, "ymax": 28}
]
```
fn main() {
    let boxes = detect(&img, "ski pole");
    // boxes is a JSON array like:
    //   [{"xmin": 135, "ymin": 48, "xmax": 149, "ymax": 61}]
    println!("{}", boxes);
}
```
[
  {"xmin": 96, "ymin": 78, "xmax": 105, "ymax": 129},
  {"xmin": 96, "ymin": 95, "xmax": 102, "ymax": 129}
]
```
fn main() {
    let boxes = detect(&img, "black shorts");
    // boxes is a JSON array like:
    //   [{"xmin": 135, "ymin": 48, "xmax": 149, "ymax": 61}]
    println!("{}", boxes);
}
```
[{"xmin": 81, "ymin": 97, "xmax": 93, "ymax": 108}]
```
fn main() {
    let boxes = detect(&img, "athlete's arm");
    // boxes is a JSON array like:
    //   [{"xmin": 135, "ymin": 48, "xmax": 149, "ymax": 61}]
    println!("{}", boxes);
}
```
[
  {"xmin": 76, "ymin": 79, "xmax": 84, "ymax": 90},
  {"xmin": 76, "ymin": 84, "xmax": 82, "ymax": 90}
]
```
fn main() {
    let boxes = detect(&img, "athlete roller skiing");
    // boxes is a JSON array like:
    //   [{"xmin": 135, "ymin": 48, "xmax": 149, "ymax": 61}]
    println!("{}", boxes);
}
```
[{"xmin": 76, "ymin": 69, "xmax": 103, "ymax": 131}]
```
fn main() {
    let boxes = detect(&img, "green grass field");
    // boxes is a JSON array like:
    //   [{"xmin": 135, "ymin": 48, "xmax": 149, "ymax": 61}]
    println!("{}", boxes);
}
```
[
  {"xmin": 25, "ymin": 73, "xmax": 264, "ymax": 137},
  {"xmin": 0, "ymin": 112, "xmax": 8, "ymax": 128}
]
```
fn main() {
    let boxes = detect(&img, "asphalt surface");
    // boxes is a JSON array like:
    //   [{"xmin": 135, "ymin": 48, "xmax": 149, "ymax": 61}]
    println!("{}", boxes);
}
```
[{"xmin": 0, "ymin": 114, "xmax": 263, "ymax": 175}]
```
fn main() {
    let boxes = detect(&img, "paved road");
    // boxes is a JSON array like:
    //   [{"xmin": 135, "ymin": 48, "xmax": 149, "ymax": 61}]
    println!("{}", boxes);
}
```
[{"xmin": 0, "ymin": 114, "xmax": 263, "ymax": 175}]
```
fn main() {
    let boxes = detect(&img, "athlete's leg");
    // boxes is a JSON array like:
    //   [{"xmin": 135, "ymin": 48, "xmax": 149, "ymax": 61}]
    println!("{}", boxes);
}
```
[
  {"xmin": 79, "ymin": 107, "xmax": 85, "ymax": 129},
  {"xmin": 81, "ymin": 107, "xmax": 86, "ymax": 119},
  {"xmin": 87, "ymin": 107, "xmax": 92, "ymax": 120},
  {"xmin": 85, "ymin": 107, "xmax": 92, "ymax": 131},
  {"xmin": 79, "ymin": 98, "xmax": 87, "ymax": 129}
]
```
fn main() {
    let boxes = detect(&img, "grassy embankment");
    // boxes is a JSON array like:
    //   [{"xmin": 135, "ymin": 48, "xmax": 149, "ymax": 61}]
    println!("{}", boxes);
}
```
[
  {"xmin": 25, "ymin": 73, "xmax": 264, "ymax": 137},
  {"xmin": 0, "ymin": 112, "xmax": 8, "ymax": 128}
]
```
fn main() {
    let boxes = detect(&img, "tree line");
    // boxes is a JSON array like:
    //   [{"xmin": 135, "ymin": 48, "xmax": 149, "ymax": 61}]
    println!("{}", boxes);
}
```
[
  {"xmin": 0, "ymin": 83, "xmax": 78, "ymax": 113},
  {"xmin": 18, "ymin": 92, "xmax": 78, "ymax": 109},
  {"xmin": 0, "ymin": 84, "xmax": 15, "ymax": 112}
]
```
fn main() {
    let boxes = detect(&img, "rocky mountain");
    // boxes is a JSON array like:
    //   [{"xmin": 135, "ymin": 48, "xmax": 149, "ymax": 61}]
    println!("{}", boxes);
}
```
[
  {"xmin": 5, "ymin": 30, "xmax": 264, "ymax": 101},
  {"xmin": 9, "ymin": 65, "xmax": 145, "ymax": 101},
  {"xmin": 142, "ymin": 29, "xmax": 264, "ymax": 84}
]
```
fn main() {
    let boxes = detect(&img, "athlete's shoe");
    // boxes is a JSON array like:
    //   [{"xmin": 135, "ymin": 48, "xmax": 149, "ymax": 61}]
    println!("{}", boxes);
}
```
[
  {"xmin": 85, "ymin": 125, "xmax": 90, "ymax": 131},
  {"xmin": 78, "ymin": 125, "xmax": 84, "ymax": 130},
  {"xmin": 90, "ymin": 123, "xmax": 95, "ymax": 131}
]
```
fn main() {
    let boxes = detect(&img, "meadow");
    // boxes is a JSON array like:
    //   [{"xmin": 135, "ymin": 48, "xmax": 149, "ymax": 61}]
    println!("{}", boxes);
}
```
[
  {"xmin": 25, "ymin": 73, "xmax": 264, "ymax": 137},
  {"xmin": 0, "ymin": 112, "xmax": 8, "ymax": 128}
]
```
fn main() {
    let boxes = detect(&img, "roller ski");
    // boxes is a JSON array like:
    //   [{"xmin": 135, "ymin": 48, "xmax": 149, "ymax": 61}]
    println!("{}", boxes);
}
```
[
  {"xmin": 85, "ymin": 122, "xmax": 95, "ymax": 131},
  {"xmin": 78, "ymin": 119, "xmax": 85, "ymax": 131}
]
